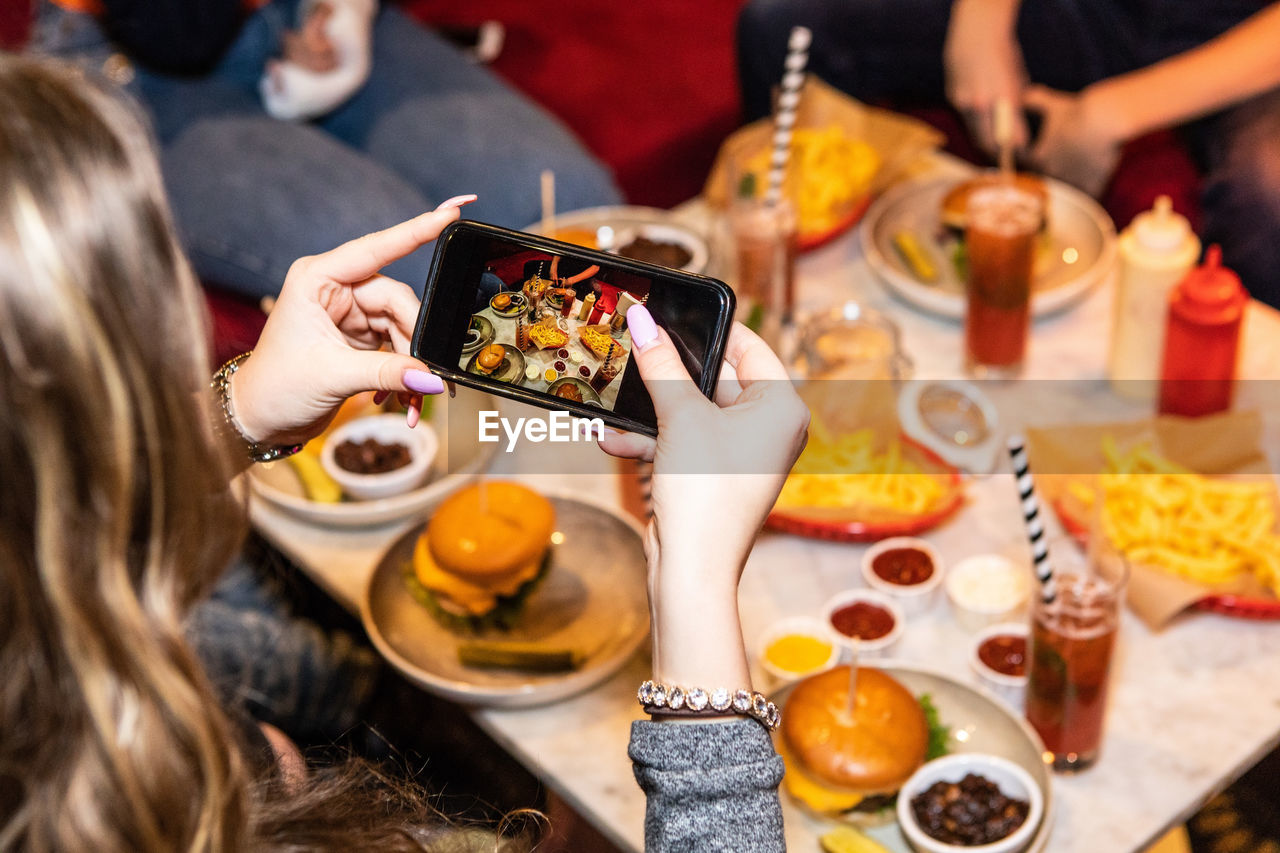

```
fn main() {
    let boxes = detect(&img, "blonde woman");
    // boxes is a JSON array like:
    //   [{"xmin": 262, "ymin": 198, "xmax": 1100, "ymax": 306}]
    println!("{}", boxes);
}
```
[{"xmin": 0, "ymin": 54, "xmax": 806, "ymax": 852}]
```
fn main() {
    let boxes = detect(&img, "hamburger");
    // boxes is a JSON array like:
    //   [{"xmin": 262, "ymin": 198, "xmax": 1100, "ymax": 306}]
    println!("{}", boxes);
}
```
[
  {"xmin": 492, "ymin": 292, "xmax": 512, "ymax": 310},
  {"xmin": 778, "ymin": 666, "xmax": 929, "ymax": 826},
  {"xmin": 410, "ymin": 482, "xmax": 555, "ymax": 630},
  {"xmin": 476, "ymin": 343, "xmax": 505, "ymax": 375}
]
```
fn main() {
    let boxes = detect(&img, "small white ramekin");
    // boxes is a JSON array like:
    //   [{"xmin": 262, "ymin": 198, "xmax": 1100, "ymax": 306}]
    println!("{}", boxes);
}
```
[
  {"xmin": 970, "ymin": 622, "xmax": 1030, "ymax": 712},
  {"xmin": 944, "ymin": 554, "xmax": 1031, "ymax": 633},
  {"xmin": 861, "ymin": 536, "xmax": 945, "ymax": 616},
  {"xmin": 897, "ymin": 753, "xmax": 1043, "ymax": 853},
  {"xmin": 820, "ymin": 589, "xmax": 906, "ymax": 659},
  {"xmin": 756, "ymin": 616, "xmax": 842, "ymax": 684},
  {"xmin": 320, "ymin": 413, "xmax": 437, "ymax": 501}
]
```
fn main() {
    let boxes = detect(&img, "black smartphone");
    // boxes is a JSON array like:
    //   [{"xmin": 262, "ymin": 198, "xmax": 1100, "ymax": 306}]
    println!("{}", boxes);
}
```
[{"xmin": 411, "ymin": 220, "xmax": 736, "ymax": 437}]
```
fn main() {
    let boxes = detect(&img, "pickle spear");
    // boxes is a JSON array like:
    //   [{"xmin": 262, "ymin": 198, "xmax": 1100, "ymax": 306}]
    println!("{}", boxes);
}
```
[
  {"xmin": 891, "ymin": 230, "xmax": 939, "ymax": 283},
  {"xmin": 457, "ymin": 642, "xmax": 580, "ymax": 672}
]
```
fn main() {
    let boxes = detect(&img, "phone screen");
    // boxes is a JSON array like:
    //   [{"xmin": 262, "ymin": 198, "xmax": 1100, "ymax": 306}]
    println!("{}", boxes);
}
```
[{"xmin": 412, "ymin": 221, "xmax": 734, "ymax": 435}]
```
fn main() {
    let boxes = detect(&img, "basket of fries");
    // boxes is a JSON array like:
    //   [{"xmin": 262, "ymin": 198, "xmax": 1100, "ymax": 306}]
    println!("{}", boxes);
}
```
[{"xmin": 1029, "ymin": 411, "xmax": 1280, "ymax": 625}]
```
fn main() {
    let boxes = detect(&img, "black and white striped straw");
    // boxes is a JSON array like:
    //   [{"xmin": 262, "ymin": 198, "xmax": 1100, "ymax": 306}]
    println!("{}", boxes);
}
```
[
  {"xmin": 763, "ymin": 26, "xmax": 812, "ymax": 207},
  {"xmin": 1008, "ymin": 435, "xmax": 1056, "ymax": 604}
]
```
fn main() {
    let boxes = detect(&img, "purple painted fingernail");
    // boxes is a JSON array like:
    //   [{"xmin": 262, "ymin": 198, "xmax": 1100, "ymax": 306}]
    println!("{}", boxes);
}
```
[
  {"xmin": 627, "ymin": 305, "xmax": 658, "ymax": 351},
  {"xmin": 404, "ymin": 368, "xmax": 444, "ymax": 395},
  {"xmin": 435, "ymin": 194, "xmax": 478, "ymax": 211},
  {"xmin": 406, "ymin": 400, "xmax": 421, "ymax": 429}
]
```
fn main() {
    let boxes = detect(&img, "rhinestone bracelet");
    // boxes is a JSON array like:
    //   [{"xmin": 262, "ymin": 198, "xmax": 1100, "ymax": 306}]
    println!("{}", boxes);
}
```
[{"xmin": 637, "ymin": 680, "xmax": 780, "ymax": 731}]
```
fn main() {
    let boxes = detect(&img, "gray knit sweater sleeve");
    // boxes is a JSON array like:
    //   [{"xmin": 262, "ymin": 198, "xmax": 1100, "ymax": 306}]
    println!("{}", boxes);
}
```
[{"xmin": 629, "ymin": 718, "xmax": 785, "ymax": 852}]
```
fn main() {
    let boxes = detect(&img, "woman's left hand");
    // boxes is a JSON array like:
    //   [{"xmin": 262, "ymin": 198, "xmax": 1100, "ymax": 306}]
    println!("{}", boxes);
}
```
[{"xmin": 228, "ymin": 197, "xmax": 475, "ymax": 448}]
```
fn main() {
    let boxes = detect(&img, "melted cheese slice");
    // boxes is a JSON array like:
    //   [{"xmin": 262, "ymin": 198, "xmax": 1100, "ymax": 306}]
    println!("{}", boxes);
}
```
[
  {"xmin": 413, "ymin": 536, "xmax": 542, "ymax": 616},
  {"xmin": 776, "ymin": 733, "xmax": 865, "ymax": 814}
]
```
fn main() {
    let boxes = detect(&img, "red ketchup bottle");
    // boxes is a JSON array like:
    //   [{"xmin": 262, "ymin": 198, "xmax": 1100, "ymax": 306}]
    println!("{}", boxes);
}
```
[{"xmin": 1157, "ymin": 246, "xmax": 1248, "ymax": 417}]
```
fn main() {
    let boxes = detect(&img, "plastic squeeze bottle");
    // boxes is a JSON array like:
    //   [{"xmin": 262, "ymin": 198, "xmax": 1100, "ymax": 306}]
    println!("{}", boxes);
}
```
[
  {"xmin": 1157, "ymin": 245, "xmax": 1248, "ymax": 417},
  {"xmin": 1108, "ymin": 196, "xmax": 1199, "ymax": 399}
]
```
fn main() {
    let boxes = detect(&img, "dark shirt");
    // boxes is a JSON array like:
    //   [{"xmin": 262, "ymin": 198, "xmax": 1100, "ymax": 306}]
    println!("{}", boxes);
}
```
[{"xmin": 99, "ymin": 0, "xmax": 245, "ymax": 74}]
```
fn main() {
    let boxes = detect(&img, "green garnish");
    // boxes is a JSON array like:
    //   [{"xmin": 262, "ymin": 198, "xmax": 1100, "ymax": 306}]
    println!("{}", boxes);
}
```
[
  {"xmin": 737, "ymin": 171, "xmax": 758, "ymax": 199},
  {"xmin": 951, "ymin": 241, "xmax": 969, "ymax": 282},
  {"xmin": 919, "ymin": 692, "xmax": 951, "ymax": 760}
]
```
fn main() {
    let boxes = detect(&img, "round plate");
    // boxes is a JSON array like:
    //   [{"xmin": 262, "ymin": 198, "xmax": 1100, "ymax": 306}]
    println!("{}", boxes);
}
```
[
  {"xmin": 766, "ymin": 439, "xmax": 966, "ymax": 543},
  {"xmin": 462, "ymin": 314, "xmax": 495, "ymax": 355},
  {"xmin": 466, "ymin": 344, "xmax": 526, "ymax": 385},
  {"xmin": 526, "ymin": 205, "xmax": 710, "ymax": 275},
  {"xmin": 546, "ymin": 376, "xmax": 601, "ymax": 406},
  {"xmin": 1052, "ymin": 489, "xmax": 1280, "ymax": 620},
  {"xmin": 772, "ymin": 661, "xmax": 1054, "ymax": 853},
  {"xmin": 361, "ymin": 493, "xmax": 650, "ymax": 708},
  {"xmin": 489, "ymin": 292, "xmax": 528, "ymax": 318},
  {"xmin": 246, "ymin": 388, "xmax": 497, "ymax": 527},
  {"xmin": 861, "ymin": 175, "xmax": 1117, "ymax": 319}
]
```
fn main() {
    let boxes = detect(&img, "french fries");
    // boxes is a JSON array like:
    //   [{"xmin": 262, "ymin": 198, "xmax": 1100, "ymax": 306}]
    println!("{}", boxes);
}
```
[
  {"xmin": 1076, "ymin": 439, "xmax": 1280, "ymax": 596},
  {"xmin": 776, "ymin": 421, "xmax": 949, "ymax": 514},
  {"xmin": 745, "ymin": 126, "xmax": 881, "ymax": 237}
]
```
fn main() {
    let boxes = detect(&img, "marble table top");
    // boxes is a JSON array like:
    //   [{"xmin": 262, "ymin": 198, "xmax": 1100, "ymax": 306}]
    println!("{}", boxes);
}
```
[{"xmin": 250, "ymin": 168, "xmax": 1280, "ymax": 853}]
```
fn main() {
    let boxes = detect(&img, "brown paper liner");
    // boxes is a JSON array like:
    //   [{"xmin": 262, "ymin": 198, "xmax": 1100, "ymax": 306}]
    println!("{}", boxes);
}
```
[{"xmin": 1028, "ymin": 411, "xmax": 1277, "ymax": 629}]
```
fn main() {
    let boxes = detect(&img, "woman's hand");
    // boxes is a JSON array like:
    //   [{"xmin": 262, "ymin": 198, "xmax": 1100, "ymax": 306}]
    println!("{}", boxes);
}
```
[
  {"xmin": 1023, "ymin": 84, "xmax": 1127, "ymax": 196},
  {"xmin": 600, "ymin": 308, "xmax": 809, "ymax": 687},
  {"xmin": 282, "ymin": 2, "xmax": 339, "ymax": 72},
  {"xmin": 944, "ymin": 0, "xmax": 1028, "ymax": 153},
  {"xmin": 228, "ymin": 196, "xmax": 475, "ymax": 448}
]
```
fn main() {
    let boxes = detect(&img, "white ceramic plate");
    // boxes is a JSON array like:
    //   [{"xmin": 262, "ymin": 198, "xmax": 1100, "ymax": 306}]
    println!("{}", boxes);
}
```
[
  {"xmin": 773, "ymin": 660, "xmax": 1053, "ymax": 853},
  {"xmin": 862, "ymin": 175, "xmax": 1117, "ymax": 319},
  {"xmin": 246, "ymin": 387, "xmax": 498, "ymax": 528},
  {"xmin": 526, "ymin": 205, "xmax": 710, "ymax": 274},
  {"xmin": 362, "ymin": 492, "xmax": 649, "ymax": 708}
]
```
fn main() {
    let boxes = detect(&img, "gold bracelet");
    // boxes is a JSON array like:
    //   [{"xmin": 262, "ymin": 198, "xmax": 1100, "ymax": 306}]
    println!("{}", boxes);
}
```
[
  {"xmin": 211, "ymin": 352, "xmax": 303, "ymax": 464},
  {"xmin": 638, "ymin": 680, "xmax": 780, "ymax": 731}
]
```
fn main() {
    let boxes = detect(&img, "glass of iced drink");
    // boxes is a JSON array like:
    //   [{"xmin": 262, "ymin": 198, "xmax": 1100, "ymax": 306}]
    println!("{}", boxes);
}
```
[
  {"xmin": 730, "ymin": 193, "xmax": 797, "ymax": 353},
  {"xmin": 963, "ymin": 184, "xmax": 1043, "ymax": 378},
  {"xmin": 1024, "ymin": 542, "xmax": 1127, "ymax": 772}
]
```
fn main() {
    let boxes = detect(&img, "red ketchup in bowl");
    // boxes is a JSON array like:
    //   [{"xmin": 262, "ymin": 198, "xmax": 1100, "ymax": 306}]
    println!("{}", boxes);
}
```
[
  {"xmin": 829, "ymin": 601, "xmax": 895, "ymax": 641},
  {"xmin": 978, "ymin": 633, "xmax": 1028, "ymax": 677},
  {"xmin": 871, "ymin": 547, "xmax": 934, "ymax": 586}
]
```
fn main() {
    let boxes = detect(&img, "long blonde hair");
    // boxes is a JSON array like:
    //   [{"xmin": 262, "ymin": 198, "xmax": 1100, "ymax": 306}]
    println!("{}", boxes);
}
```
[{"xmin": 0, "ymin": 56, "xmax": 524, "ymax": 852}]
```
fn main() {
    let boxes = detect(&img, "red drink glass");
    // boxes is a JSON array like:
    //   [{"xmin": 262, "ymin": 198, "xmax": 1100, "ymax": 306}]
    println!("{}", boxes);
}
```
[
  {"xmin": 730, "ymin": 196, "xmax": 797, "ymax": 352},
  {"xmin": 963, "ymin": 184, "xmax": 1042, "ymax": 378},
  {"xmin": 1025, "ymin": 545, "xmax": 1127, "ymax": 772}
]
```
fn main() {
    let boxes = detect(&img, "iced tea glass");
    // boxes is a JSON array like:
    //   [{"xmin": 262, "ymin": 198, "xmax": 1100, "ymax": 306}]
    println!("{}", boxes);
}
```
[
  {"xmin": 963, "ymin": 184, "xmax": 1043, "ymax": 378},
  {"xmin": 1025, "ymin": 542, "xmax": 1127, "ymax": 772},
  {"xmin": 729, "ymin": 194, "xmax": 797, "ymax": 353}
]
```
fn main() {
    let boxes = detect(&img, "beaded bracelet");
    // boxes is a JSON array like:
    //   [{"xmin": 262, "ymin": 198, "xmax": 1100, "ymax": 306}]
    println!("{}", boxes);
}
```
[
  {"xmin": 638, "ymin": 680, "xmax": 780, "ymax": 731},
  {"xmin": 212, "ymin": 352, "xmax": 304, "ymax": 464}
]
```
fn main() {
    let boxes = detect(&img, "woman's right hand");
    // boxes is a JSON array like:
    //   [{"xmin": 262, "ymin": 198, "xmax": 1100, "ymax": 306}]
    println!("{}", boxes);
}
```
[
  {"xmin": 600, "ymin": 308, "xmax": 809, "ymax": 688},
  {"xmin": 944, "ymin": 0, "xmax": 1028, "ymax": 153}
]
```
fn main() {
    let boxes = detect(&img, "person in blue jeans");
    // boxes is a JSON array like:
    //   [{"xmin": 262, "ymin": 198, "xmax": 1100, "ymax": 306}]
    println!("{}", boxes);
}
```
[
  {"xmin": 31, "ymin": 0, "xmax": 621, "ymax": 300},
  {"xmin": 737, "ymin": 0, "xmax": 1280, "ymax": 309}
]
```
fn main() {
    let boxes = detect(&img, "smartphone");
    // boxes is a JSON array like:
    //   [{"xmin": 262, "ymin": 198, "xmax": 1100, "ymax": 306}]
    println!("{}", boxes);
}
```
[{"xmin": 411, "ymin": 220, "xmax": 736, "ymax": 436}]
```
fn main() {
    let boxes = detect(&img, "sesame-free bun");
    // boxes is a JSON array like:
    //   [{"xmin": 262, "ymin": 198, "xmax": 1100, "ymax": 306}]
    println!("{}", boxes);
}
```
[
  {"xmin": 782, "ymin": 666, "xmax": 928, "ymax": 797},
  {"xmin": 940, "ymin": 173, "xmax": 1048, "ymax": 232},
  {"xmin": 425, "ymin": 482, "xmax": 554, "ymax": 582}
]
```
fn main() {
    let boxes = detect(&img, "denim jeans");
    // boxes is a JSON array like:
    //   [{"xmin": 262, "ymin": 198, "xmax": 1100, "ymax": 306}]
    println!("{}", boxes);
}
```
[
  {"xmin": 737, "ymin": 0, "xmax": 1280, "ymax": 309},
  {"xmin": 32, "ymin": 1, "xmax": 622, "ymax": 299}
]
